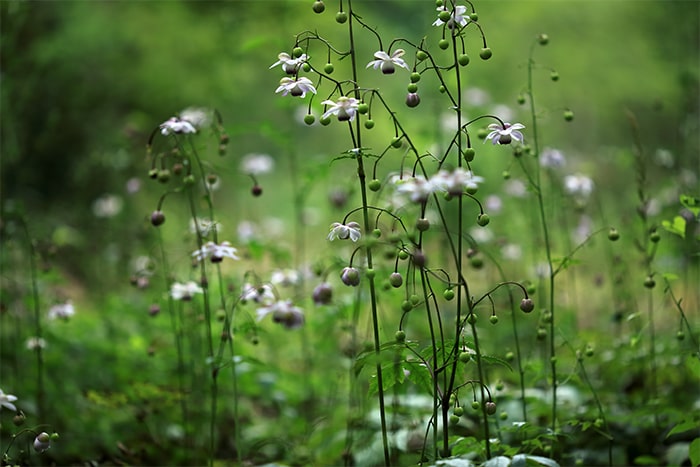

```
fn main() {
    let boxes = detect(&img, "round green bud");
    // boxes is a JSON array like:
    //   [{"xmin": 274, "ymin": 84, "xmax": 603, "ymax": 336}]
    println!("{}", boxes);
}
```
[
  {"xmin": 439, "ymin": 85, "xmax": 446, "ymax": 93},
  {"xmin": 368, "ymin": 179, "xmax": 381, "ymax": 191},
  {"xmin": 542, "ymin": 310, "xmax": 552, "ymax": 323},
  {"xmin": 410, "ymin": 72, "xmax": 421, "ymax": 83},
  {"xmin": 458, "ymin": 54, "xmax": 470, "ymax": 66},
  {"xmin": 479, "ymin": 47, "xmax": 493, "ymax": 60},
  {"xmin": 464, "ymin": 147, "xmax": 476, "ymax": 162},
  {"xmin": 470, "ymin": 257, "xmax": 483, "ymax": 269},
  {"xmin": 449, "ymin": 414, "xmax": 460, "ymax": 425},
  {"xmin": 365, "ymin": 268, "xmax": 375, "ymax": 279},
  {"xmin": 585, "ymin": 345, "xmax": 594, "ymax": 357},
  {"xmin": 157, "ymin": 169, "xmax": 171, "ymax": 183},
  {"xmin": 395, "ymin": 330, "xmax": 406, "ymax": 343},
  {"xmin": 496, "ymin": 381, "xmax": 504, "ymax": 391},
  {"xmin": 148, "ymin": 168, "xmax": 159, "ymax": 179},
  {"xmin": 438, "ymin": 39, "xmax": 450, "ymax": 50},
  {"xmin": 391, "ymin": 137, "xmax": 402, "ymax": 148},
  {"xmin": 477, "ymin": 127, "xmax": 488, "ymax": 139},
  {"xmin": 500, "ymin": 411, "xmax": 508, "ymax": 420},
  {"xmin": 216, "ymin": 309, "xmax": 226, "ymax": 321},
  {"xmin": 389, "ymin": 272, "xmax": 403, "ymax": 288},
  {"xmin": 401, "ymin": 300, "xmax": 413, "ymax": 312},
  {"xmin": 644, "ymin": 276, "xmax": 656, "ymax": 289},
  {"xmin": 443, "ymin": 289, "xmax": 455, "ymax": 301},
  {"xmin": 505, "ymin": 351, "xmax": 514, "ymax": 361},
  {"xmin": 358, "ymin": 102, "xmax": 369, "ymax": 114},
  {"xmin": 303, "ymin": 114, "xmax": 315, "ymax": 125},
  {"xmin": 564, "ymin": 110, "xmax": 574, "ymax": 121},
  {"xmin": 538, "ymin": 33, "xmax": 549, "ymax": 45},
  {"xmin": 517, "ymin": 94, "xmax": 526, "ymax": 105},
  {"xmin": 372, "ymin": 228, "xmax": 381, "ymax": 238},
  {"xmin": 416, "ymin": 218, "xmax": 430, "ymax": 232},
  {"xmin": 608, "ymin": 228, "xmax": 620, "ymax": 241},
  {"xmin": 526, "ymin": 284, "xmax": 536, "ymax": 295},
  {"xmin": 453, "ymin": 406, "xmax": 464, "ymax": 417},
  {"xmin": 407, "ymin": 83, "xmax": 419, "ymax": 93},
  {"xmin": 650, "ymin": 230, "xmax": 661, "ymax": 243},
  {"xmin": 364, "ymin": 119, "xmax": 375, "ymax": 130},
  {"xmin": 502, "ymin": 170, "xmax": 511, "ymax": 179},
  {"xmin": 459, "ymin": 352, "xmax": 471, "ymax": 363},
  {"xmin": 489, "ymin": 315, "xmax": 499, "ymax": 325},
  {"xmin": 312, "ymin": 0, "xmax": 325, "ymax": 13},
  {"xmin": 536, "ymin": 327, "xmax": 547, "ymax": 340},
  {"xmin": 183, "ymin": 174, "xmax": 196, "ymax": 186},
  {"xmin": 435, "ymin": 0, "xmax": 443, "ymax": 6},
  {"xmin": 676, "ymin": 330, "xmax": 685, "ymax": 341},
  {"xmin": 468, "ymin": 12, "xmax": 478, "ymax": 21},
  {"xmin": 292, "ymin": 46, "xmax": 304, "ymax": 58},
  {"xmin": 520, "ymin": 298, "xmax": 534, "ymax": 313},
  {"xmin": 438, "ymin": 10, "xmax": 451, "ymax": 22},
  {"xmin": 550, "ymin": 71, "xmax": 559, "ymax": 82},
  {"xmin": 471, "ymin": 400, "xmax": 480, "ymax": 410},
  {"xmin": 323, "ymin": 63, "xmax": 334, "ymax": 74},
  {"xmin": 410, "ymin": 294, "xmax": 420, "ymax": 305},
  {"xmin": 320, "ymin": 116, "xmax": 331, "ymax": 126},
  {"xmin": 13, "ymin": 413, "xmax": 26, "ymax": 426},
  {"xmin": 477, "ymin": 213, "xmax": 490, "ymax": 226},
  {"xmin": 467, "ymin": 313, "xmax": 477, "ymax": 324},
  {"xmin": 302, "ymin": 62, "xmax": 311, "ymax": 72},
  {"xmin": 398, "ymin": 250, "xmax": 409, "ymax": 260},
  {"xmin": 335, "ymin": 11, "xmax": 348, "ymax": 23},
  {"xmin": 416, "ymin": 50, "xmax": 428, "ymax": 61}
]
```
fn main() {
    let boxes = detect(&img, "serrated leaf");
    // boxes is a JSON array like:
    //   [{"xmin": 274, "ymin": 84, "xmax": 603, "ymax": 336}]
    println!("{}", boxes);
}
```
[
  {"xmin": 690, "ymin": 437, "xmax": 700, "ymax": 467},
  {"xmin": 367, "ymin": 360, "xmax": 407, "ymax": 396},
  {"xmin": 667, "ymin": 419, "xmax": 700, "ymax": 438},
  {"xmin": 404, "ymin": 360, "xmax": 434, "ymax": 395}
]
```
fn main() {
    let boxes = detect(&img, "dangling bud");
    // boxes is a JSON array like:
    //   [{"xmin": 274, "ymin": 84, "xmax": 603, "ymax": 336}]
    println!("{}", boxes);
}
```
[
  {"xmin": 33, "ymin": 432, "xmax": 51, "ymax": 453},
  {"xmin": 406, "ymin": 93, "xmax": 420, "ymax": 108},
  {"xmin": 520, "ymin": 298, "xmax": 534, "ymax": 313},
  {"xmin": 150, "ymin": 210, "xmax": 165, "ymax": 227}
]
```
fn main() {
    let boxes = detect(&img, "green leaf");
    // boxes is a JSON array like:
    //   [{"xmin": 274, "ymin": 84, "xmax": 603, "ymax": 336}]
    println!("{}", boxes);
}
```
[
  {"xmin": 661, "ymin": 216, "xmax": 686, "ymax": 239},
  {"xmin": 667, "ymin": 419, "xmax": 700, "ymax": 438},
  {"xmin": 633, "ymin": 455, "xmax": 661, "ymax": 465},
  {"xmin": 690, "ymin": 437, "xmax": 700, "ymax": 467},
  {"xmin": 680, "ymin": 194, "xmax": 700, "ymax": 216},
  {"xmin": 686, "ymin": 355, "xmax": 700, "ymax": 379}
]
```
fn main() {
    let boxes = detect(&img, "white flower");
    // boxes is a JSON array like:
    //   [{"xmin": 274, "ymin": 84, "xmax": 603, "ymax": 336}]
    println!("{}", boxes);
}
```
[
  {"xmin": 504, "ymin": 179, "xmax": 528, "ymax": 198},
  {"xmin": 433, "ymin": 5, "xmax": 470, "ymax": 28},
  {"xmin": 564, "ymin": 174, "xmax": 594, "ymax": 198},
  {"xmin": 92, "ymin": 194, "xmax": 123, "ymax": 218},
  {"xmin": 328, "ymin": 222, "xmax": 362, "ymax": 242},
  {"xmin": 394, "ymin": 175, "xmax": 437, "ymax": 203},
  {"xmin": 26, "ymin": 337, "xmax": 47, "ymax": 350},
  {"xmin": 432, "ymin": 168, "xmax": 484, "ymax": 196},
  {"xmin": 270, "ymin": 52, "xmax": 309, "ymax": 75},
  {"xmin": 485, "ymin": 195, "xmax": 503, "ymax": 214},
  {"xmin": 180, "ymin": 107, "xmax": 211, "ymax": 129},
  {"xmin": 366, "ymin": 49, "xmax": 409, "ymax": 74},
  {"xmin": 240, "ymin": 153, "xmax": 275, "ymax": 175},
  {"xmin": 485, "ymin": 122, "xmax": 525, "ymax": 145},
  {"xmin": 33, "ymin": 432, "xmax": 50, "ymax": 453},
  {"xmin": 241, "ymin": 283, "xmax": 275, "ymax": 305},
  {"xmin": 190, "ymin": 218, "xmax": 220, "ymax": 237},
  {"xmin": 192, "ymin": 241, "xmax": 240, "ymax": 263},
  {"xmin": 321, "ymin": 96, "xmax": 361, "ymax": 122},
  {"xmin": 0, "ymin": 389, "xmax": 18, "ymax": 411},
  {"xmin": 256, "ymin": 300, "xmax": 305, "ymax": 329},
  {"xmin": 170, "ymin": 281, "xmax": 203, "ymax": 301},
  {"xmin": 160, "ymin": 117, "xmax": 196, "ymax": 136},
  {"xmin": 275, "ymin": 76, "xmax": 316, "ymax": 98},
  {"xmin": 540, "ymin": 147, "xmax": 566, "ymax": 168},
  {"xmin": 48, "ymin": 302, "xmax": 75, "ymax": 320},
  {"xmin": 271, "ymin": 269, "xmax": 300, "ymax": 287}
]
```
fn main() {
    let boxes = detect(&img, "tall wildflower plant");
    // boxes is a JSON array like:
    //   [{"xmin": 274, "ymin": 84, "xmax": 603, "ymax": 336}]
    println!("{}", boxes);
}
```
[{"xmin": 273, "ymin": 1, "xmax": 533, "ymax": 463}]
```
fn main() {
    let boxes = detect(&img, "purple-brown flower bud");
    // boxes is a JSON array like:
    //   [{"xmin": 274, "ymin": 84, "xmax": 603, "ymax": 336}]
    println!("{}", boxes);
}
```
[{"xmin": 150, "ymin": 210, "xmax": 165, "ymax": 227}]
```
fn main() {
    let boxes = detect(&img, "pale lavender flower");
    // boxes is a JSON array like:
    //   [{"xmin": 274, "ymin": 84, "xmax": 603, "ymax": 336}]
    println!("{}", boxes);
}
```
[
  {"xmin": 269, "ymin": 52, "xmax": 309, "ymax": 75},
  {"xmin": 312, "ymin": 282, "xmax": 333, "ymax": 305},
  {"xmin": 564, "ymin": 174, "xmax": 594, "ymax": 199},
  {"xmin": 0, "ymin": 389, "xmax": 18, "ymax": 411},
  {"xmin": 26, "ymin": 337, "xmax": 47, "ymax": 350},
  {"xmin": 241, "ymin": 283, "xmax": 275, "ymax": 305},
  {"xmin": 321, "ymin": 96, "xmax": 360, "ymax": 122},
  {"xmin": 432, "ymin": 168, "xmax": 484, "ymax": 196},
  {"xmin": 328, "ymin": 222, "xmax": 362, "ymax": 242},
  {"xmin": 366, "ymin": 49, "xmax": 409, "ymax": 74},
  {"xmin": 240, "ymin": 153, "xmax": 275, "ymax": 175},
  {"xmin": 485, "ymin": 195, "xmax": 503, "ymax": 214},
  {"xmin": 170, "ymin": 281, "xmax": 203, "ymax": 301},
  {"xmin": 540, "ymin": 147, "xmax": 566, "ymax": 168},
  {"xmin": 92, "ymin": 194, "xmax": 123, "ymax": 218},
  {"xmin": 256, "ymin": 300, "xmax": 305, "ymax": 329},
  {"xmin": 394, "ymin": 175, "xmax": 437, "ymax": 203},
  {"xmin": 192, "ymin": 241, "xmax": 239, "ymax": 263},
  {"xmin": 275, "ymin": 76, "xmax": 316, "ymax": 98},
  {"xmin": 48, "ymin": 302, "xmax": 75, "ymax": 320},
  {"xmin": 160, "ymin": 117, "xmax": 196, "ymax": 136},
  {"xmin": 33, "ymin": 432, "xmax": 50, "ymax": 453},
  {"xmin": 485, "ymin": 122, "xmax": 525, "ymax": 145},
  {"xmin": 271, "ymin": 269, "xmax": 300, "ymax": 287},
  {"xmin": 433, "ymin": 5, "xmax": 470, "ymax": 28},
  {"xmin": 503, "ymin": 179, "xmax": 528, "ymax": 198}
]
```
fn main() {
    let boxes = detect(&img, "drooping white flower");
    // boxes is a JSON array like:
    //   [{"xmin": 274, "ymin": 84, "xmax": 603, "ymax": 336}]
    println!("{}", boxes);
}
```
[
  {"xmin": 564, "ymin": 174, "xmax": 594, "ymax": 199},
  {"xmin": 485, "ymin": 122, "xmax": 525, "ymax": 145},
  {"xmin": 394, "ymin": 175, "xmax": 437, "ymax": 203},
  {"xmin": 275, "ymin": 76, "xmax": 317, "ymax": 98},
  {"xmin": 366, "ymin": 49, "xmax": 409, "ymax": 74},
  {"xmin": 271, "ymin": 269, "xmax": 300, "ymax": 287},
  {"xmin": 170, "ymin": 281, "xmax": 203, "ymax": 301},
  {"xmin": 256, "ymin": 300, "xmax": 305, "ymax": 329},
  {"xmin": 269, "ymin": 52, "xmax": 309, "ymax": 75},
  {"xmin": 160, "ymin": 117, "xmax": 197, "ymax": 136},
  {"xmin": 540, "ymin": 147, "xmax": 566, "ymax": 168},
  {"xmin": 328, "ymin": 222, "xmax": 362, "ymax": 242},
  {"xmin": 48, "ymin": 302, "xmax": 75, "ymax": 320},
  {"xmin": 0, "ymin": 389, "xmax": 18, "ymax": 411},
  {"xmin": 240, "ymin": 153, "xmax": 275, "ymax": 175},
  {"xmin": 433, "ymin": 5, "xmax": 470, "ymax": 28},
  {"xmin": 241, "ymin": 283, "xmax": 276, "ymax": 305},
  {"xmin": 321, "ymin": 96, "xmax": 361, "ymax": 122},
  {"xmin": 192, "ymin": 241, "xmax": 240, "ymax": 263},
  {"xmin": 26, "ymin": 337, "xmax": 47, "ymax": 350},
  {"xmin": 432, "ymin": 168, "xmax": 484, "ymax": 196}
]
